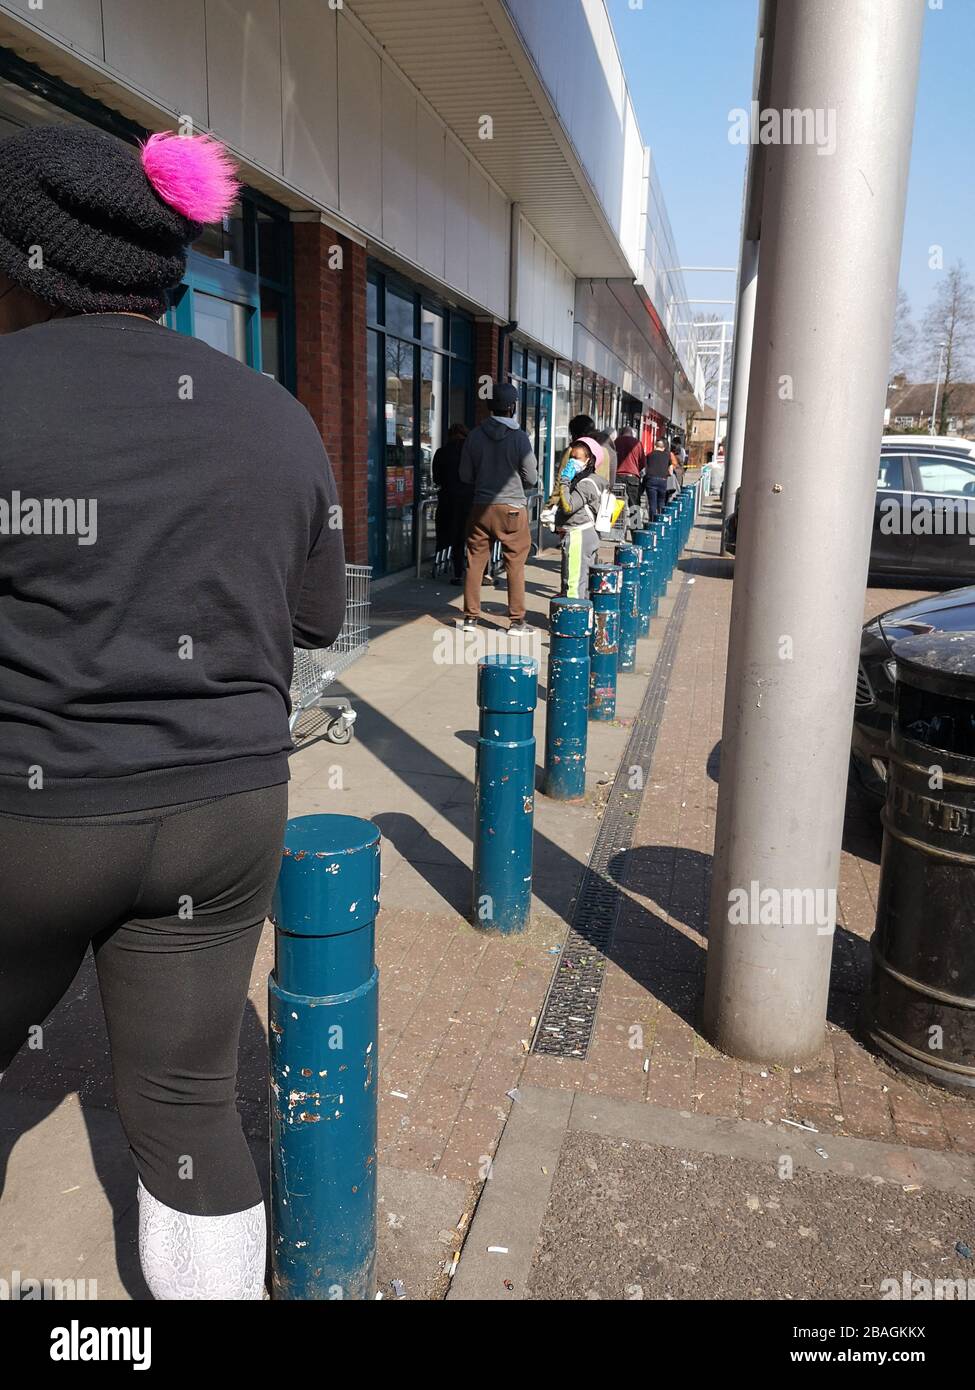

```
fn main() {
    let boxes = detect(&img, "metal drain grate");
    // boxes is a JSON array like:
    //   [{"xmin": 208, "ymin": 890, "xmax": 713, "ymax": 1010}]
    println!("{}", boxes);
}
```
[{"xmin": 532, "ymin": 578, "xmax": 693, "ymax": 1059}]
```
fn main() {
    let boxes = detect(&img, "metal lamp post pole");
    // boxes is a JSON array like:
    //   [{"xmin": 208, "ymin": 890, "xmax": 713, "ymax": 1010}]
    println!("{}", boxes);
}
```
[
  {"xmin": 723, "ymin": 237, "xmax": 759, "ymax": 530},
  {"xmin": 703, "ymin": 0, "xmax": 925, "ymax": 1064},
  {"xmin": 712, "ymin": 319, "xmax": 727, "ymax": 466},
  {"xmin": 930, "ymin": 341, "xmax": 947, "ymax": 435}
]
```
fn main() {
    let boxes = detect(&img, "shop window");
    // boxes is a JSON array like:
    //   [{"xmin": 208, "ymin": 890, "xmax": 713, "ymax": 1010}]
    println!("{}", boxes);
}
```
[
  {"xmin": 448, "ymin": 358, "xmax": 471, "ymax": 437},
  {"xmin": 421, "ymin": 306, "xmax": 445, "ymax": 349},
  {"xmin": 256, "ymin": 211, "xmax": 287, "ymax": 284},
  {"xmin": 524, "ymin": 387, "xmax": 539, "ymax": 454},
  {"xmin": 538, "ymin": 387, "xmax": 554, "ymax": 493},
  {"xmin": 193, "ymin": 291, "xmax": 249, "ymax": 364},
  {"xmin": 366, "ymin": 329, "xmax": 384, "ymax": 574},
  {"xmin": 419, "ymin": 348, "xmax": 445, "ymax": 498},
  {"xmin": 193, "ymin": 203, "xmax": 247, "ymax": 270},
  {"xmin": 450, "ymin": 316, "xmax": 472, "ymax": 360},
  {"xmin": 260, "ymin": 288, "xmax": 283, "ymax": 382},
  {"xmin": 384, "ymin": 336, "xmax": 416, "ymax": 576},
  {"xmin": 367, "ymin": 268, "xmax": 474, "ymax": 576},
  {"xmin": 387, "ymin": 288, "xmax": 416, "ymax": 340}
]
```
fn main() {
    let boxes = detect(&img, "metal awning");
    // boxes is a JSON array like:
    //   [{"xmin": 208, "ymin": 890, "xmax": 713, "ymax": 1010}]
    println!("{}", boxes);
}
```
[{"xmin": 347, "ymin": 0, "xmax": 633, "ymax": 279}]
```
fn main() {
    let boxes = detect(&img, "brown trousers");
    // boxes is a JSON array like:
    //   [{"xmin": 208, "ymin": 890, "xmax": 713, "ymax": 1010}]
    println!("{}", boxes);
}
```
[{"xmin": 463, "ymin": 502, "xmax": 531, "ymax": 622}]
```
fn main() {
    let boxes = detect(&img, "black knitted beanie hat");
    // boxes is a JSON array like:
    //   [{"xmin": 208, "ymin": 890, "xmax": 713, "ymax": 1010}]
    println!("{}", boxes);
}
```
[{"xmin": 0, "ymin": 124, "xmax": 240, "ymax": 317}]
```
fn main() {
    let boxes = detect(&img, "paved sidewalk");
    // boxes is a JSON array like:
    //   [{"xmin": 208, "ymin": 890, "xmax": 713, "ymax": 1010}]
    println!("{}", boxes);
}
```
[
  {"xmin": 522, "ymin": 502, "xmax": 975, "ymax": 1157},
  {"xmin": 1, "ymin": 532, "xmax": 674, "ymax": 1299},
  {"xmin": 5, "ymin": 492, "xmax": 973, "ymax": 1301},
  {"xmin": 448, "ymin": 498, "xmax": 975, "ymax": 1300},
  {"xmin": 448, "ymin": 1086, "xmax": 975, "ymax": 1302}
]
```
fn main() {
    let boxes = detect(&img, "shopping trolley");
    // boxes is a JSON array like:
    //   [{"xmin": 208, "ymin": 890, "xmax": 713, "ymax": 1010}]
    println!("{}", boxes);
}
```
[
  {"xmin": 289, "ymin": 563, "xmax": 371, "ymax": 745},
  {"xmin": 603, "ymin": 484, "xmax": 630, "ymax": 544}
]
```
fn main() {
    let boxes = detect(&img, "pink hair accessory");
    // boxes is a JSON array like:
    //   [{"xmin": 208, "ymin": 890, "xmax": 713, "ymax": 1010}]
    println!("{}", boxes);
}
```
[
  {"xmin": 141, "ymin": 131, "xmax": 240, "ymax": 224},
  {"xmin": 576, "ymin": 436, "xmax": 605, "ymax": 470}
]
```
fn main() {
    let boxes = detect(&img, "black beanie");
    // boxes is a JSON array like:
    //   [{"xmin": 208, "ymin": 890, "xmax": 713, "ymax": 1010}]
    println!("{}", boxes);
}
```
[{"xmin": 0, "ymin": 124, "xmax": 237, "ymax": 317}]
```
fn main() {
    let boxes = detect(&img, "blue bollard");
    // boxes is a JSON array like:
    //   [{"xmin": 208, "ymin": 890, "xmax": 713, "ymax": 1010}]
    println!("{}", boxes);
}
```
[
  {"xmin": 636, "ymin": 545, "xmax": 652, "ymax": 637},
  {"xmin": 473, "ymin": 654, "xmax": 537, "ymax": 934},
  {"xmin": 631, "ymin": 528, "xmax": 657, "ymax": 631},
  {"xmin": 655, "ymin": 514, "xmax": 673, "ymax": 584},
  {"xmin": 647, "ymin": 526, "xmax": 667, "ymax": 606},
  {"xmin": 270, "ymin": 814, "xmax": 380, "ymax": 1301},
  {"xmin": 667, "ymin": 504, "xmax": 680, "ymax": 565},
  {"xmin": 680, "ymin": 489, "xmax": 692, "ymax": 546},
  {"xmin": 588, "ymin": 563, "xmax": 621, "ymax": 721},
  {"xmin": 543, "ymin": 596, "xmax": 592, "ymax": 801},
  {"xmin": 614, "ymin": 543, "xmax": 641, "ymax": 674}
]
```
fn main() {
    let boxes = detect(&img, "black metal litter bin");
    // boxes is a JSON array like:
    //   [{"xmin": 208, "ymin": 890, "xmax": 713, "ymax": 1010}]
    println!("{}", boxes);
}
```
[{"xmin": 867, "ymin": 631, "xmax": 975, "ymax": 1092}]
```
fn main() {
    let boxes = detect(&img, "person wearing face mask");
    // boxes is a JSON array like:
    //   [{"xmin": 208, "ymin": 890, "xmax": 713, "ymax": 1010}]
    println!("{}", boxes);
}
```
[{"xmin": 550, "ymin": 437, "xmax": 608, "ymax": 600}]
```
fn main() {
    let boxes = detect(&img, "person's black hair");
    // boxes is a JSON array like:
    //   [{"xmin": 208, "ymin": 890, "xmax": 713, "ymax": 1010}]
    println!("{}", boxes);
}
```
[{"xmin": 569, "ymin": 414, "xmax": 595, "ymax": 440}]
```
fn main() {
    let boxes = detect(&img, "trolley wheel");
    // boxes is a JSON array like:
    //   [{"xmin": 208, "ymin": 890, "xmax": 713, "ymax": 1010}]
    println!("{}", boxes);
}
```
[{"xmin": 326, "ymin": 719, "xmax": 354, "ymax": 745}]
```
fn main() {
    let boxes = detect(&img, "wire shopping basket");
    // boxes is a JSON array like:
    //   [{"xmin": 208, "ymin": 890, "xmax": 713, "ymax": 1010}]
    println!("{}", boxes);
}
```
[{"xmin": 289, "ymin": 563, "xmax": 371, "ymax": 744}]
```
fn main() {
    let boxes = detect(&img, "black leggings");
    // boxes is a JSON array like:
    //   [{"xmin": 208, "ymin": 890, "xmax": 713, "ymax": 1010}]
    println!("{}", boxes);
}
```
[{"xmin": 0, "ymin": 783, "xmax": 288, "ymax": 1216}]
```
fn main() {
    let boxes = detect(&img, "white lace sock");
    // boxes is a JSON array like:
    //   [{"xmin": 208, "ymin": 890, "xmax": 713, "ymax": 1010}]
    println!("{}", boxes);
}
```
[{"xmin": 137, "ymin": 1178, "xmax": 266, "ymax": 1300}]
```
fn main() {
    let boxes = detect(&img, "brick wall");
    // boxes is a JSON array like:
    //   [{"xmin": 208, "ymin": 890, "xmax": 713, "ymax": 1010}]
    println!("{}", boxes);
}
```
[
  {"xmin": 293, "ymin": 222, "xmax": 369, "ymax": 565},
  {"xmin": 474, "ymin": 317, "xmax": 505, "ymax": 422}
]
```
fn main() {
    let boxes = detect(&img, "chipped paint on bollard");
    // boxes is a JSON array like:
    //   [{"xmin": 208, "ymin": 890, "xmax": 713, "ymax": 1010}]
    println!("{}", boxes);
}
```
[
  {"xmin": 678, "ymin": 488, "xmax": 693, "ymax": 548},
  {"xmin": 269, "ymin": 814, "xmax": 380, "ymax": 1300},
  {"xmin": 614, "ymin": 543, "xmax": 641, "ymax": 673},
  {"xmin": 588, "ymin": 562, "xmax": 622, "ymax": 722},
  {"xmin": 543, "ymin": 596, "xmax": 592, "ymax": 801},
  {"xmin": 648, "ymin": 518, "xmax": 669, "ymax": 597},
  {"xmin": 660, "ymin": 509, "xmax": 677, "ymax": 576},
  {"xmin": 473, "ymin": 654, "xmax": 538, "ymax": 934},
  {"xmin": 631, "ymin": 528, "xmax": 657, "ymax": 632}
]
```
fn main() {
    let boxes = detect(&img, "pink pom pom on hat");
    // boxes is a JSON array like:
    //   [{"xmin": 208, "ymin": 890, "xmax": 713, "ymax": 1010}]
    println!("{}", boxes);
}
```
[{"xmin": 141, "ymin": 131, "xmax": 240, "ymax": 225}]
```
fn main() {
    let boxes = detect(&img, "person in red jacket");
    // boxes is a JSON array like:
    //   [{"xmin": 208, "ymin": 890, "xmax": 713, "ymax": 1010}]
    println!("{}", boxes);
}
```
[{"xmin": 615, "ymin": 426, "xmax": 646, "ymax": 512}]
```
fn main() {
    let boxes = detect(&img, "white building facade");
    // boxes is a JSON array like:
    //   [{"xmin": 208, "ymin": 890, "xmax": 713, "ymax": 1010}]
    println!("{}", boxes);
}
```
[{"xmin": 0, "ymin": 0, "xmax": 698, "ymax": 575}]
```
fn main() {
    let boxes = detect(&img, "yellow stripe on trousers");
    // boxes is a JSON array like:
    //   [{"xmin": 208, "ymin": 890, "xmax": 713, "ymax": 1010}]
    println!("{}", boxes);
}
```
[{"xmin": 567, "ymin": 528, "xmax": 584, "ymax": 598}]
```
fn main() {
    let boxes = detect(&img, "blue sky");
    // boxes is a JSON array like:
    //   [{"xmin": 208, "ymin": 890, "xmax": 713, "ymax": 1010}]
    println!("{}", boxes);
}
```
[{"xmin": 606, "ymin": 0, "xmax": 974, "ymax": 335}]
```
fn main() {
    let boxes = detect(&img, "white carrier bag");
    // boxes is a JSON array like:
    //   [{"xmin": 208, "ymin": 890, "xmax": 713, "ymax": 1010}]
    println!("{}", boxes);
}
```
[{"xmin": 594, "ymin": 487, "xmax": 617, "ymax": 535}]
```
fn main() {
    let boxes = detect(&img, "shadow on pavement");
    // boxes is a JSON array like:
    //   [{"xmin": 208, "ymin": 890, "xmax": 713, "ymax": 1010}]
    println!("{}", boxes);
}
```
[
  {"xmin": 0, "ymin": 962, "xmax": 273, "ymax": 1298},
  {"xmin": 678, "ymin": 554, "xmax": 735, "ymax": 579},
  {"xmin": 372, "ymin": 810, "xmax": 472, "ymax": 916}
]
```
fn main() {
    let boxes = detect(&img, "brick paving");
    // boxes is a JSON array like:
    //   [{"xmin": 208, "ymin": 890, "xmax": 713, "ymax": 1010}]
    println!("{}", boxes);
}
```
[
  {"xmin": 6, "ymin": 490, "xmax": 972, "ymax": 1298},
  {"xmin": 346, "ymin": 495, "xmax": 975, "ymax": 1209},
  {"xmin": 518, "ymin": 501, "xmax": 975, "ymax": 1156}
]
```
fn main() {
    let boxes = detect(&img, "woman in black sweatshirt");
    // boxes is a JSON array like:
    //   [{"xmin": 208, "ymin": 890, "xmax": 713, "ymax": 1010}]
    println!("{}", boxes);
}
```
[{"xmin": 0, "ymin": 125, "xmax": 345, "ymax": 1298}]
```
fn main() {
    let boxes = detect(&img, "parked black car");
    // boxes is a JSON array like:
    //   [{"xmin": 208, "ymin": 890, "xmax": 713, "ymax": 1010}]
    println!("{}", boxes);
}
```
[
  {"xmin": 725, "ymin": 439, "xmax": 975, "ymax": 580},
  {"xmin": 851, "ymin": 585, "xmax": 975, "ymax": 803}
]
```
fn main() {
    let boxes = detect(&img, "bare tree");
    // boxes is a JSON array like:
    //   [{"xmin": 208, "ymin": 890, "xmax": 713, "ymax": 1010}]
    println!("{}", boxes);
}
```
[
  {"xmin": 890, "ymin": 285, "xmax": 916, "ymax": 380},
  {"xmin": 921, "ymin": 262, "xmax": 975, "ymax": 433},
  {"xmin": 693, "ymin": 312, "xmax": 727, "ymax": 405}
]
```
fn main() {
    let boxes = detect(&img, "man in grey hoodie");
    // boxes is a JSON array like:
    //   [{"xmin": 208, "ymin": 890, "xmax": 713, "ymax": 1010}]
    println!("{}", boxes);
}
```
[{"xmin": 459, "ymin": 382, "xmax": 539, "ymax": 633}]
